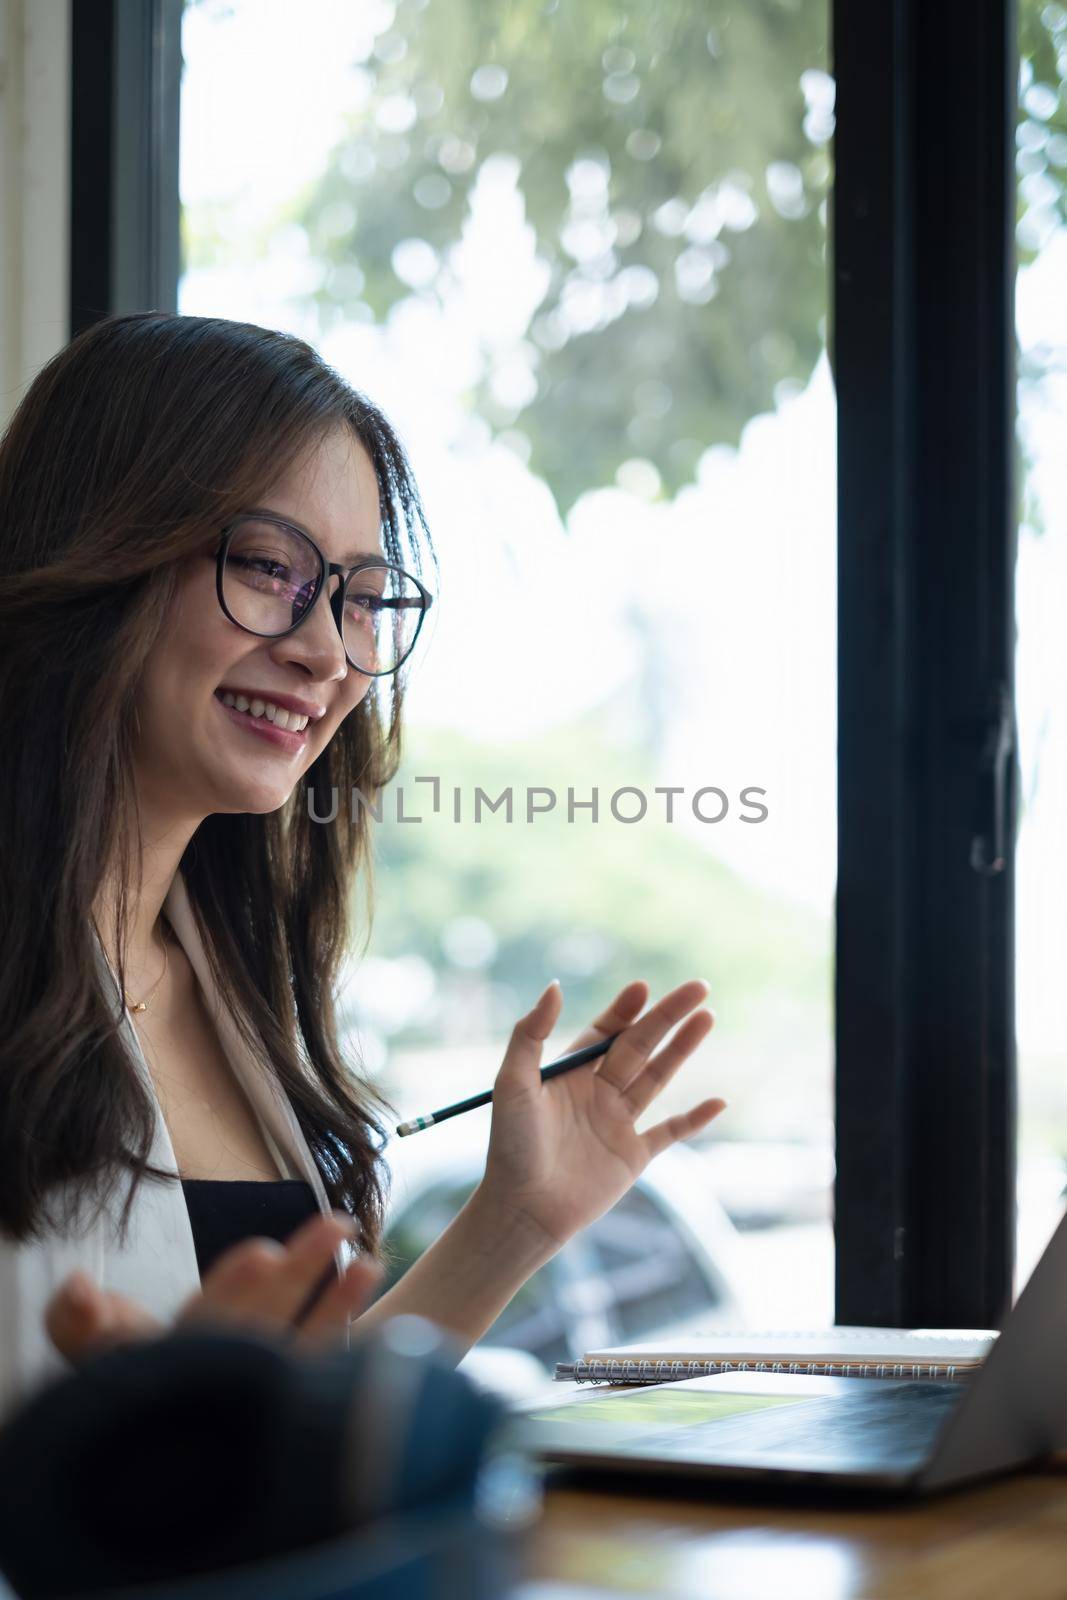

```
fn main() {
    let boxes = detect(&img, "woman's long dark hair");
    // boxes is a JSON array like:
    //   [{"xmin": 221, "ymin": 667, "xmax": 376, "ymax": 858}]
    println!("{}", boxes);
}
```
[{"xmin": 0, "ymin": 312, "xmax": 437, "ymax": 1251}]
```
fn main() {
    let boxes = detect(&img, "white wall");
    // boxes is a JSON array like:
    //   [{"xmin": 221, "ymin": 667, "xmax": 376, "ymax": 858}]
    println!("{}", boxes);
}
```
[{"xmin": 0, "ymin": 0, "xmax": 69, "ymax": 433}]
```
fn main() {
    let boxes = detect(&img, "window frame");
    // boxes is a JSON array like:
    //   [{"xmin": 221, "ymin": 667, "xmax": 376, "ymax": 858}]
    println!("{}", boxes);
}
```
[
  {"xmin": 834, "ymin": 0, "xmax": 1019, "ymax": 1326},
  {"xmin": 70, "ymin": 0, "xmax": 182, "ymax": 336}
]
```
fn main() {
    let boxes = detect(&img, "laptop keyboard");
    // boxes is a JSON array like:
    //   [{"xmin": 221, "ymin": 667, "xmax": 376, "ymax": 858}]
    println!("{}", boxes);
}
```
[{"xmin": 635, "ymin": 1383, "xmax": 965, "ymax": 1468}]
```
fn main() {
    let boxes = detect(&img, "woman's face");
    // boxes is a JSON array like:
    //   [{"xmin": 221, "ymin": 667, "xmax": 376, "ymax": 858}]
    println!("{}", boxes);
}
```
[{"xmin": 133, "ymin": 426, "xmax": 384, "ymax": 821}]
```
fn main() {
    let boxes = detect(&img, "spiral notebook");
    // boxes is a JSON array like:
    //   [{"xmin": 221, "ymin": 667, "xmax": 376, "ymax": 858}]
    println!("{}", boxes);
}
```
[{"xmin": 554, "ymin": 1325, "xmax": 998, "ymax": 1385}]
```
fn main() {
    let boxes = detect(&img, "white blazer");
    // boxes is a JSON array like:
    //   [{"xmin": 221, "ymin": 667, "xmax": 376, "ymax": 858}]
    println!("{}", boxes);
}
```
[{"xmin": 0, "ymin": 869, "xmax": 347, "ymax": 1428}]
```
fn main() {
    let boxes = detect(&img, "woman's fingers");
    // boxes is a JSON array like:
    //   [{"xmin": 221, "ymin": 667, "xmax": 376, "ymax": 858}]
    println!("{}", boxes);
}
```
[
  {"xmin": 47, "ymin": 1213, "xmax": 374, "ymax": 1367},
  {"xmin": 641, "ymin": 1096, "xmax": 728, "ymax": 1160},
  {"xmin": 595, "ymin": 979, "xmax": 712, "ymax": 1094},
  {"xmin": 494, "ymin": 980, "xmax": 565, "ymax": 1096},
  {"xmin": 560, "ymin": 980, "xmax": 649, "ymax": 1058},
  {"xmin": 45, "ymin": 1271, "xmax": 163, "ymax": 1364},
  {"xmin": 296, "ymin": 1255, "xmax": 384, "ymax": 1350},
  {"xmin": 622, "ymin": 1008, "xmax": 716, "ymax": 1118},
  {"xmin": 177, "ymin": 1212, "xmax": 358, "ymax": 1334}
]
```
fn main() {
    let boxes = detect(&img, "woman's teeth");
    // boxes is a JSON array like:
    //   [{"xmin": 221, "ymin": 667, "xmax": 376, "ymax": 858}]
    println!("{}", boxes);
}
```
[{"xmin": 217, "ymin": 692, "xmax": 309, "ymax": 732}]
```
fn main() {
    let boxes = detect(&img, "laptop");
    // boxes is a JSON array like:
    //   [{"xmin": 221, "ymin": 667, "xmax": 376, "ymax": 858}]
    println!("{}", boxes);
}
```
[{"xmin": 510, "ymin": 1207, "xmax": 1067, "ymax": 1494}]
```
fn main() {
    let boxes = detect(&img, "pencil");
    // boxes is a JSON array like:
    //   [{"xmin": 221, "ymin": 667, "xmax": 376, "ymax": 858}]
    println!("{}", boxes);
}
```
[{"xmin": 394, "ymin": 1030, "xmax": 623, "ymax": 1137}]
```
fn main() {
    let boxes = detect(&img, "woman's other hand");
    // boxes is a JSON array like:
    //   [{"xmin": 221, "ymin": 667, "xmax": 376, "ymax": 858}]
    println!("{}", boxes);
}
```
[
  {"xmin": 479, "ymin": 978, "xmax": 726, "ymax": 1253},
  {"xmin": 44, "ymin": 1212, "xmax": 382, "ymax": 1367}
]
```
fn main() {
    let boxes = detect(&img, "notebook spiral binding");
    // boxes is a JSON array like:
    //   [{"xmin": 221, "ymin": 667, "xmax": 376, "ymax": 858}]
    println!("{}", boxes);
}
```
[{"xmin": 561, "ymin": 1358, "xmax": 970, "ymax": 1386}]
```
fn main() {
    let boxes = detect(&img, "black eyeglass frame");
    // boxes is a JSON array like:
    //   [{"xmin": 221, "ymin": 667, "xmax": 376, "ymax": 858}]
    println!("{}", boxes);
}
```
[{"xmin": 213, "ymin": 512, "xmax": 434, "ymax": 678}]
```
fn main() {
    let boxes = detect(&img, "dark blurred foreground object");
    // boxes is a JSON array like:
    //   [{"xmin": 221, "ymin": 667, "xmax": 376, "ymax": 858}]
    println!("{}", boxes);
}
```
[{"xmin": 0, "ymin": 1317, "xmax": 539, "ymax": 1600}]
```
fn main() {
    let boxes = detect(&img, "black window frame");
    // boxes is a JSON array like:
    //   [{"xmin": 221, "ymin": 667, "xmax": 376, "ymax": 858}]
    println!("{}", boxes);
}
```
[
  {"xmin": 70, "ymin": 0, "xmax": 182, "ymax": 336},
  {"xmin": 70, "ymin": 0, "xmax": 1021, "ymax": 1330},
  {"xmin": 834, "ymin": 0, "xmax": 1018, "ymax": 1329}
]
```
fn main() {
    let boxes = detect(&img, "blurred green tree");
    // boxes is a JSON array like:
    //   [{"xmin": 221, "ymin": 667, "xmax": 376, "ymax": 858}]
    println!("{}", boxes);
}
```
[
  {"xmin": 1018, "ymin": 0, "xmax": 1067, "ymax": 261},
  {"xmin": 296, "ymin": 0, "xmax": 833, "ymax": 517},
  {"xmin": 185, "ymin": 0, "xmax": 1065, "ymax": 519}
]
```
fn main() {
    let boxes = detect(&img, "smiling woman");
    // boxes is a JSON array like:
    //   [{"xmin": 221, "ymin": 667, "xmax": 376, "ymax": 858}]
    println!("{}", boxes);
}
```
[
  {"xmin": 0, "ymin": 311, "xmax": 723, "ymax": 1426},
  {"xmin": 0, "ymin": 312, "xmax": 437, "ymax": 1401}
]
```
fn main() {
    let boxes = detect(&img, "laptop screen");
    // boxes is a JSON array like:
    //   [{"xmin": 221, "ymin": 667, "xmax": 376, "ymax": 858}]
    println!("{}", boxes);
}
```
[{"xmin": 525, "ymin": 1387, "xmax": 810, "ymax": 1446}]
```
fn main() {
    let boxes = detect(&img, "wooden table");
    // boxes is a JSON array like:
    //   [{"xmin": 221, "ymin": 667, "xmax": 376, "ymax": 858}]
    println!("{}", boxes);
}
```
[
  {"xmin": 527, "ymin": 1465, "xmax": 1067, "ymax": 1600},
  {"xmin": 524, "ymin": 1450, "xmax": 1067, "ymax": 1598}
]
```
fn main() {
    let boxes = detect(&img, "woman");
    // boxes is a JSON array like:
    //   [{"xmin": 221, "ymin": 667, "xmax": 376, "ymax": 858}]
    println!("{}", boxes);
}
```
[{"xmin": 0, "ymin": 312, "xmax": 724, "ymax": 1422}]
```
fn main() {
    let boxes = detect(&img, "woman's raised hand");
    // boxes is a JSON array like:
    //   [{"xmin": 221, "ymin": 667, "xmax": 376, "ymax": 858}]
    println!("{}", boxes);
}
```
[
  {"xmin": 478, "ymin": 978, "xmax": 726, "ymax": 1254},
  {"xmin": 44, "ymin": 1212, "xmax": 381, "ymax": 1368}
]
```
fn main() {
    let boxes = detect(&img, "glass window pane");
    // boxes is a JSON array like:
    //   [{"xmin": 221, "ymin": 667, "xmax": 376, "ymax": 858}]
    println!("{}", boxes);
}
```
[{"xmin": 180, "ymin": 0, "xmax": 836, "ymax": 1358}]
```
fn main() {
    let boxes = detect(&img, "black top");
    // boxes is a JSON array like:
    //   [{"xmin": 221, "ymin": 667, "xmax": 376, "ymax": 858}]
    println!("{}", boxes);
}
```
[{"xmin": 181, "ymin": 1178, "xmax": 321, "ymax": 1279}]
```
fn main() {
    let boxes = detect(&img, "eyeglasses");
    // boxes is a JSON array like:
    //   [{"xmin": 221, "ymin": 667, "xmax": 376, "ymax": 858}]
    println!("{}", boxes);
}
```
[{"xmin": 213, "ymin": 513, "xmax": 433, "ymax": 678}]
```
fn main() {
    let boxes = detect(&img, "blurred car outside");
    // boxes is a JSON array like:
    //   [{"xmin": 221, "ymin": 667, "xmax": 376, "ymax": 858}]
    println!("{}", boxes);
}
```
[
  {"xmin": 376, "ymin": 1110, "xmax": 750, "ymax": 1401},
  {"xmin": 687, "ymin": 1135, "xmax": 835, "ymax": 1229}
]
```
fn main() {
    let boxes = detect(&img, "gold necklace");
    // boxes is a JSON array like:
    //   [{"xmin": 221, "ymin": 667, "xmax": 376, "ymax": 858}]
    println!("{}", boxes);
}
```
[{"xmin": 125, "ymin": 931, "xmax": 170, "ymax": 1015}]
